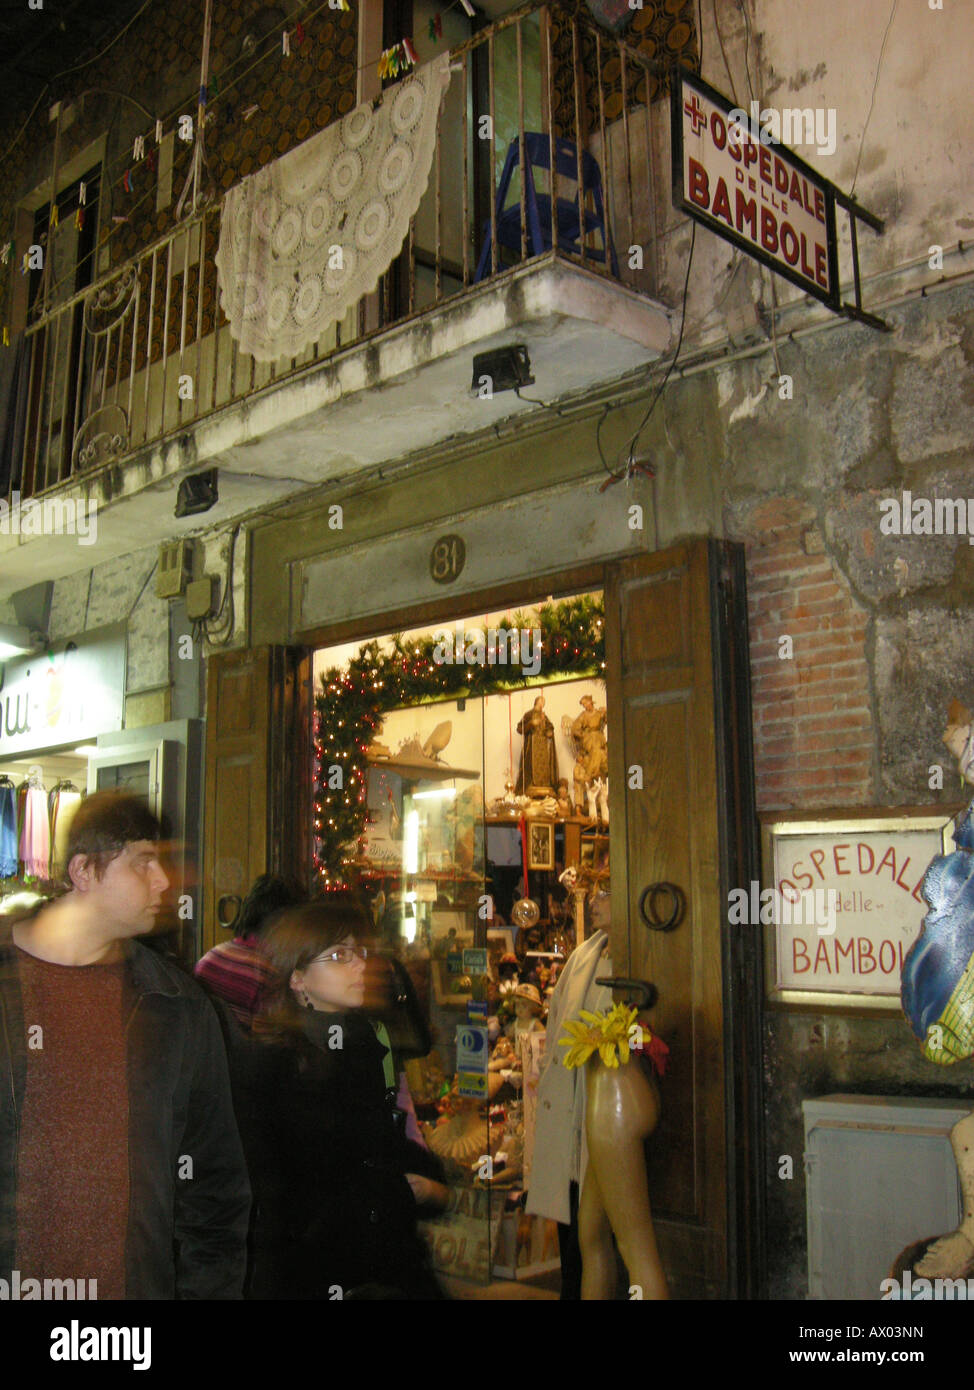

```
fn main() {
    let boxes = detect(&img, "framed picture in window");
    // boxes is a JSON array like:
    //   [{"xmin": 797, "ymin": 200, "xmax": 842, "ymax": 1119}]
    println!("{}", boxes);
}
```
[{"xmin": 527, "ymin": 820, "xmax": 555, "ymax": 872}]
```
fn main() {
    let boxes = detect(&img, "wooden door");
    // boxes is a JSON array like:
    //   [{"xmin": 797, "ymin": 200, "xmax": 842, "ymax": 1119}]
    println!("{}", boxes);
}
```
[
  {"xmin": 604, "ymin": 539, "xmax": 762, "ymax": 1299},
  {"xmin": 202, "ymin": 647, "xmax": 273, "ymax": 953},
  {"xmin": 202, "ymin": 645, "xmax": 313, "ymax": 952}
]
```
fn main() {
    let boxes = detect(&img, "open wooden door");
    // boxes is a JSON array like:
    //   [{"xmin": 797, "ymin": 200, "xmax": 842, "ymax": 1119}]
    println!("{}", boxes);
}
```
[
  {"xmin": 605, "ymin": 539, "xmax": 763, "ymax": 1299},
  {"xmin": 202, "ymin": 646, "xmax": 312, "ymax": 953}
]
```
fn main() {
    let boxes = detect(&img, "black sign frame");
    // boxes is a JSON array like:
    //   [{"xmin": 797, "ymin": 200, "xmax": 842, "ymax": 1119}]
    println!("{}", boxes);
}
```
[{"xmin": 671, "ymin": 66, "xmax": 841, "ymax": 313}]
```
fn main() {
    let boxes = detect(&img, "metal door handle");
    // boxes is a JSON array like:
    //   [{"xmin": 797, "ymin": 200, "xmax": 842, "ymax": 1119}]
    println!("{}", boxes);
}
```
[
  {"xmin": 638, "ymin": 881, "xmax": 684, "ymax": 932},
  {"xmin": 217, "ymin": 893, "xmax": 242, "ymax": 932},
  {"xmin": 595, "ymin": 976, "xmax": 658, "ymax": 1009}
]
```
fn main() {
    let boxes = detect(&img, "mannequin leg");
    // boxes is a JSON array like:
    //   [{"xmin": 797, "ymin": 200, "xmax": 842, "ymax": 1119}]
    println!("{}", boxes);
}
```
[
  {"xmin": 586, "ymin": 1125, "xmax": 669, "ymax": 1299},
  {"xmin": 578, "ymin": 1161, "xmax": 617, "ymax": 1300}
]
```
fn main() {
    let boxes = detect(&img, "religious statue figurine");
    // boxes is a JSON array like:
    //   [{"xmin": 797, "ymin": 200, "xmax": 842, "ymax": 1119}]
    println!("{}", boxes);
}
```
[
  {"xmin": 555, "ymin": 779, "xmax": 574, "ymax": 818},
  {"xmin": 571, "ymin": 694, "xmax": 608, "ymax": 814},
  {"xmin": 899, "ymin": 699, "xmax": 974, "ymax": 1281},
  {"xmin": 516, "ymin": 695, "xmax": 559, "ymax": 798}
]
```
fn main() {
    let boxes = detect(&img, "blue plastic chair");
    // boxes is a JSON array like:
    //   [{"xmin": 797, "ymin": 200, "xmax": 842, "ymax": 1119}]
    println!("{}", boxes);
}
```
[{"xmin": 474, "ymin": 132, "xmax": 619, "ymax": 282}]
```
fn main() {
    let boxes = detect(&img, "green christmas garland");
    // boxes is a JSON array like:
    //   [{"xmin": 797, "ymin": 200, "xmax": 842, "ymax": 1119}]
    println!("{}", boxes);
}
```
[{"xmin": 313, "ymin": 594, "xmax": 605, "ymax": 885}]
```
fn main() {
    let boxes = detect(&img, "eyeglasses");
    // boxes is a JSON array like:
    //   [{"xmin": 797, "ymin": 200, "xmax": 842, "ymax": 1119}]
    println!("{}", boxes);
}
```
[{"xmin": 313, "ymin": 945, "xmax": 371, "ymax": 966}]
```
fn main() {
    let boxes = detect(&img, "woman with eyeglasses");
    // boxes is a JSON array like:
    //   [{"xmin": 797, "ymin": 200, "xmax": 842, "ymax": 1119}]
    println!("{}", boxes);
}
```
[{"xmin": 240, "ymin": 896, "xmax": 447, "ymax": 1300}]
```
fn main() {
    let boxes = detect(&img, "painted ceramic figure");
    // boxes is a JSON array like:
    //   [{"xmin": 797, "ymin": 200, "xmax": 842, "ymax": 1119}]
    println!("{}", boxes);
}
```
[{"xmin": 900, "ymin": 699, "xmax": 974, "ymax": 1279}]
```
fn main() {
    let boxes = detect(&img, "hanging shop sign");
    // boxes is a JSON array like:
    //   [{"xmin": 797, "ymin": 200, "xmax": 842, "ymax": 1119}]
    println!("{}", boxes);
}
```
[
  {"xmin": 761, "ymin": 807, "xmax": 960, "ymax": 1012},
  {"xmin": 672, "ymin": 67, "xmax": 888, "ymax": 328},
  {"xmin": 672, "ymin": 68, "xmax": 840, "ymax": 310},
  {"xmin": 0, "ymin": 625, "xmax": 125, "ymax": 758}
]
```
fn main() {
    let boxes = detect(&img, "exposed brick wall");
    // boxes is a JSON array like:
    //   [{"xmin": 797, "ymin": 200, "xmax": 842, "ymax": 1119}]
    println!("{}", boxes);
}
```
[{"xmin": 737, "ymin": 498, "xmax": 874, "ymax": 812}]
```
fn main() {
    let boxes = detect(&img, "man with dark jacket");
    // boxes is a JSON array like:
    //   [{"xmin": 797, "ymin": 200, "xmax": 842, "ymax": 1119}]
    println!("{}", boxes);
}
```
[{"xmin": 0, "ymin": 791, "xmax": 250, "ymax": 1299}]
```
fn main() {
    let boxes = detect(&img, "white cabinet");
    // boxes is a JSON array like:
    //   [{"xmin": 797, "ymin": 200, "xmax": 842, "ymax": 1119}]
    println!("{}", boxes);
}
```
[{"xmin": 803, "ymin": 1094, "xmax": 970, "ymax": 1299}]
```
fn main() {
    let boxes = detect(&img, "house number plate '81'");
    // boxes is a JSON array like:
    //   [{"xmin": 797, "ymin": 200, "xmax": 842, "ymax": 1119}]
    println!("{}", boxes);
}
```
[{"xmin": 429, "ymin": 534, "xmax": 466, "ymax": 585}]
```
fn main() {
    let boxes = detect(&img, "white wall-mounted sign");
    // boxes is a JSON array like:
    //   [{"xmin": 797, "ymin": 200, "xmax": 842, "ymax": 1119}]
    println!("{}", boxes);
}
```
[
  {"xmin": 0, "ymin": 625, "xmax": 126, "ymax": 757},
  {"xmin": 762, "ymin": 807, "xmax": 960, "ymax": 1011}
]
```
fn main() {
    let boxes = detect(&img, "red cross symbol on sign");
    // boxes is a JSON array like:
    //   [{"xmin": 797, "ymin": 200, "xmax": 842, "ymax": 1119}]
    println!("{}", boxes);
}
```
[{"xmin": 683, "ymin": 93, "xmax": 706, "ymax": 136}]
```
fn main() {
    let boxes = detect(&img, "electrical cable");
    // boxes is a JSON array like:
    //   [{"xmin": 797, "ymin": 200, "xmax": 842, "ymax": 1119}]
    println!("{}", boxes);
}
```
[
  {"xmin": 713, "ymin": 0, "xmax": 738, "ymax": 104},
  {"xmin": 851, "ymin": 0, "xmax": 899, "ymax": 196},
  {"xmin": 200, "ymin": 523, "xmax": 240, "ymax": 648},
  {"xmin": 622, "ymin": 220, "xmax": 696, "ymax": 473}
]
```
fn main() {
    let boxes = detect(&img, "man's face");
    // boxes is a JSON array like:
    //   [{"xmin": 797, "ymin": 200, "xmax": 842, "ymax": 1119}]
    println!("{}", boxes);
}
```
[{"xmin": 90, "ymin": 840, "xmax": 170, "ymax": 937}]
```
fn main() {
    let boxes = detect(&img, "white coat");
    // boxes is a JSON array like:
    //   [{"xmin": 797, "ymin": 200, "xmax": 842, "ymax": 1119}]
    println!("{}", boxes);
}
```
[{"xmin": 525, "ymin": 930, "xmax": 613, "ymax": 1225}]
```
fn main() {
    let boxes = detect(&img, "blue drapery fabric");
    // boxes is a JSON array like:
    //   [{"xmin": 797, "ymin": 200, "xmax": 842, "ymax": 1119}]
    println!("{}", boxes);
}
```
[{"xmin": 0, "ymin": 785, "xmax": 18, "ymax": 878}]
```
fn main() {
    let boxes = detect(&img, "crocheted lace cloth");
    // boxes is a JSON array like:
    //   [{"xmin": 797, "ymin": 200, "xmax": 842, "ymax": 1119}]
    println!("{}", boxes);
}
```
[{"xmin": 216, "ymin": 53, "xmax": 451, "ymax": 361}]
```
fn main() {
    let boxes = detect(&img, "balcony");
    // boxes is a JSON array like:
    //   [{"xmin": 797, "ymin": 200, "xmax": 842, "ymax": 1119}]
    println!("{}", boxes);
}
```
[{"xmin": 0, "ymin": 1, "xmax": 672, "ymax": 587}]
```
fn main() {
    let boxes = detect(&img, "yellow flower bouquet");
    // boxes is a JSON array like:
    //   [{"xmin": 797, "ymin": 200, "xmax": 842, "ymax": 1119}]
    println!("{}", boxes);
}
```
[{"xmin": 559, "ymin": 1003, "xmax": 669, "ymax": 1075}]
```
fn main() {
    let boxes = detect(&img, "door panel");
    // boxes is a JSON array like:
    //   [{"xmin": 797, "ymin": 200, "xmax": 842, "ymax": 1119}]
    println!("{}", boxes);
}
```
[
  {"xmin": 202, "ymin": 647, "xmax": 272, "ymax": 953},
  {"xmin": 605, "ymin": 538, "xmax": 759, "ymax": 1299}
]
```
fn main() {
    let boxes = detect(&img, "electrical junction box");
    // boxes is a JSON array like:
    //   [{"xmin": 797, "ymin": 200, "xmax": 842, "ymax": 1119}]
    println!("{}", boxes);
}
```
[
  {"xmin": 185, "ymin": 575, "xmax": 218, "ymax": 622},
  {"xmin": 157, "ymin": 540, "xmax": 196, "ymax": 599}
]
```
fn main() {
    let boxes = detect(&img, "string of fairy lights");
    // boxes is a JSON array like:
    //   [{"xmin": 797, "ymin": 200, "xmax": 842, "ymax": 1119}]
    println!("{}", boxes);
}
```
[
  {"xmin": 0, "ymin": 0, "xmax": 477, "ymax": 340},
  {"xmin": 313, "ymin": 594, "xmax": 606, "ymax": 889}
]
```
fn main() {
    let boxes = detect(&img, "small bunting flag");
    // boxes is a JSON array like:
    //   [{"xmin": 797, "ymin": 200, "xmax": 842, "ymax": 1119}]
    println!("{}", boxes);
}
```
[
  {"xmin": 429, "ymin": 13, "xmax": 442, "ymax": 40},
  {"xmin": 2, "ymin": 327, "xmax": 9, "ymax": 347},
  {"xmin": 282, "ymin": 29, "xmax": 290, "ymax": 55},
  {"xmin": 74, "ymin": 208, "xmax": 85, "ymax": 231},
  {"xmin": 122, "ymin": 169, "xmax": 133, "ymax": 193},
  {"xmin": 402, "ymin": 36, "xmax": 418, "ymax": 65},
  {"xmin": 49, "ymin": 204, "xmax": 59, "ymax": 228},
  {"xmin": 295, "ymin": 20, "xmax": 306, "ymax": 46},
  {"xmin": 78, "ymin": 180, "xmax": 87, "ymax": 206},
  {"xmin": 0, "ymin": 242, "xmax": 11, "ymax": 265}
]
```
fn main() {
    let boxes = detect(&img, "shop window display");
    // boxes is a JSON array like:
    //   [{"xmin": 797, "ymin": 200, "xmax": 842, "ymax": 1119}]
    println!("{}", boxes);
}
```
[{"xmin": 311, "ymin": 595, "xmax": 614, "ymax": 1287}]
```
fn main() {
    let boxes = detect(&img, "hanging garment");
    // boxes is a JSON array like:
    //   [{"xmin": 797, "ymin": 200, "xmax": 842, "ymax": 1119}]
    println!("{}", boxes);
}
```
[
  {"xmin": 0, "ymin": 785, "xmax": 17, "ymax": 877},
  {"xmin": 49, "ymin": 788, "xmax": 83, "ymax": 880},
  {"xmin": 525, "ymin": 930, "xmax": 614, "ymax": 1225},
  {"xmin": 215, "ymin": 53, "xmax": 451, "ymax": 361},
  {"xmin": 19, "ymin": 787, "xmax": 51, "ymax": 879}
]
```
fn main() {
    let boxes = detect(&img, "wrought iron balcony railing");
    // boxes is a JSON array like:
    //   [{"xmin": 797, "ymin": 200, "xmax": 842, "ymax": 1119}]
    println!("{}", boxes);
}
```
[{"xmin": 8, "ymin": 1, "xmax": 664, "ymax": 505}]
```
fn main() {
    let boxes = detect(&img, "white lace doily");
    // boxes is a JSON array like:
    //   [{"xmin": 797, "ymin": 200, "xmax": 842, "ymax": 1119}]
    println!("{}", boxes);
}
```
[{"xmin": 216, "ymin": 53, "xmax": 452, "ymax": 362}]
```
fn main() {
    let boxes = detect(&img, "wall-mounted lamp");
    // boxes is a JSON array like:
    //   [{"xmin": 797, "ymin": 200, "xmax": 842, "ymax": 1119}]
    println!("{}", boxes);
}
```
[
  {"xmin": 470, "ymin": 344, "xmax": 534, "ymax": 396},
  {"xmin": 175, "ymin": 468, "xmax": 219, "ymax": 518}
]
